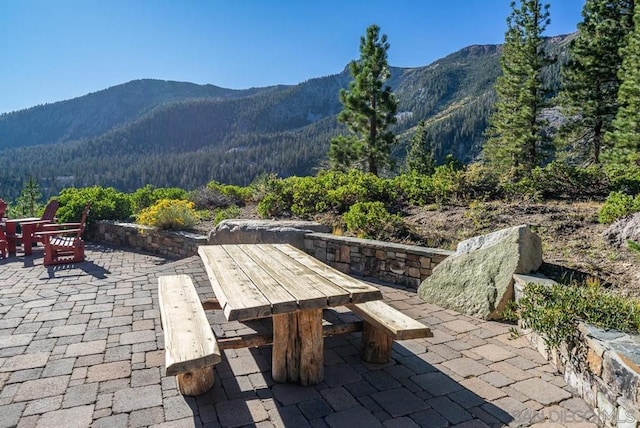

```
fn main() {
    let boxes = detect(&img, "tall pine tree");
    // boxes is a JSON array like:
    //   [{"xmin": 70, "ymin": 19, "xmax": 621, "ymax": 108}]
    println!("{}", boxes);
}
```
[
  {"xmin": 482, "ymin": 0, "xmax": 552, "ymax": 181},
  {"xmin": 559, "ymin": 0, "xmax": 635, "ymax": 165},
  {"xmin": 406, "ymin": 120, "xmax": 436, "ymax": 175},
  {"xmin": 329, "ymin": 24, "xmax": 398, "ymax": 176},
  {"xmin": 609, "ymin": 1, "xmax": 640, "ymax": 164}
]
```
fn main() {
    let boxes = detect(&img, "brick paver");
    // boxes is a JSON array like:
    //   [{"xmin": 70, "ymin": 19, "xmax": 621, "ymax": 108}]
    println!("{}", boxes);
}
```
[{"xmin": 0, "ymin": 243, "xmax": 602, "ymax": 427}]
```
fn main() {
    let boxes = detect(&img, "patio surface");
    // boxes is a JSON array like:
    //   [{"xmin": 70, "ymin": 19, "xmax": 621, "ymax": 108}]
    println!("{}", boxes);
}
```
[{"xmin": 0, "ymin": 244, "xmax": 602, "ymax": 427}]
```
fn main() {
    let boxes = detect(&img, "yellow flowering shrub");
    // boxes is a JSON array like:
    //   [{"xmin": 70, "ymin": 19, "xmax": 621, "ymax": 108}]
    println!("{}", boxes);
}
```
[{"xmin": 136, "ymin": 199, "xmax": 200, "ymax": 230}]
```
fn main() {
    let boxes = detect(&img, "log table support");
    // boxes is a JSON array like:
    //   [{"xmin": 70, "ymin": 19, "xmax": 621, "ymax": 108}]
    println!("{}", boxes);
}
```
[
  {"xmin": 360, "ymin": 322, "xmax": 394, "ymax": 363},
  {"xmin": 272, "ymin": 308, "xmax": 324, "ymax": 385}
]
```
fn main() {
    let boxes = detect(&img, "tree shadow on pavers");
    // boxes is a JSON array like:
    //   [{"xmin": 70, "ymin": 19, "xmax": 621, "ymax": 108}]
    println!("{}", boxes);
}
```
[{"xmin": 173, "ymin": 334, "xmax": 546, "ymax": 427}]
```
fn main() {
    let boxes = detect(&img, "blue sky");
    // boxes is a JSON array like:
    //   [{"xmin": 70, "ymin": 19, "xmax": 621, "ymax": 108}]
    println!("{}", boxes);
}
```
[{"xmin": 1, "ymin": 0, "xmax": 585, "ymax": 114}]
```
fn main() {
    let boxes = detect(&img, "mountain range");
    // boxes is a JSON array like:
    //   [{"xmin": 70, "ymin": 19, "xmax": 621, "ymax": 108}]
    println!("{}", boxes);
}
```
[{"xmin": 0, "ymin": 34, "xmax": 573, "ymax": 200}]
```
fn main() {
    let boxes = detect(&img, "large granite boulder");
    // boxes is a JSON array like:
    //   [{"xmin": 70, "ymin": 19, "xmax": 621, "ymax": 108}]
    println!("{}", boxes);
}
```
[
  {"xmin": 603, "ymin": 212, "xmax": 640, "ymax": 248},
  {"xmin": 207, "ymin": 219, "xmax": 330, "ymax": 249},
  {"xmin": 417, "ymin": 225, "xmax": 542, "ymax": 320}
]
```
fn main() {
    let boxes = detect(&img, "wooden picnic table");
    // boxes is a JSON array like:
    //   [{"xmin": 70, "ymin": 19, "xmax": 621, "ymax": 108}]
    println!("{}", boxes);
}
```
[{"xmin": 198, "ymin": 243, "xmax": 384, "ymax": 385}]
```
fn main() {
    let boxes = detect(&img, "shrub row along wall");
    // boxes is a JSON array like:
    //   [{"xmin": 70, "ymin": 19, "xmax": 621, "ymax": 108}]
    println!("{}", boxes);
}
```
[
  {"xmin": 303, "ymin": 233, "xmax": 453, "ymax": 288},
  {"xmin": 514, "ymin": 274, "xmax": 640, "ymax": 427},
  {"xmin": 92, "ymin": 221, "xmax": 207, "ymax": 260}
]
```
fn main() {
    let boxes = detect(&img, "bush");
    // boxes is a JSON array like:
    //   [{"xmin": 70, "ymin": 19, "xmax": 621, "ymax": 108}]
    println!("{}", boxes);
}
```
[
  {"xmin": 56, "ymin": 186, "xmax": 132, "ymax": 224},
  {"xmin": 598, "ymin": 191, "xmax": 640, "ymax": 224},
  {"xmin": 342, "ymin": 201, "xmax": 407, "ymax": 239},
  {"xmin": 213, "ymin": 205, "xmax": 242, "ymax": 226},
  {"xmin": 606, "ymin": 164, "xmax": 640, "ymax": 195},
  {"xmin": 136, "ymin": 199, "xmax": 200, "ymax": 230},
  {"xmin": 516, "ymin": 281, "xmax": 640, "ymax": 348},
  {"xmin": 206, "ymin": 180, "xmax": 252, "ymax": 204},
  {"xmin": 530, "ymin": 161, "xmax": 609, "ymax": 200},
  {"xmin": 130, "ymin": 185, "xmax": 187, "ymax": 213}
]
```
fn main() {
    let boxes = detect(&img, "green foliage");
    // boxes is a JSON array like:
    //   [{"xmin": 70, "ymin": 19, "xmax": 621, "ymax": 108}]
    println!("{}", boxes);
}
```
[
  {"xmin": 516, "ymin": 281, "xmax": 640, "ymax": 348},
  {"xmin": 483, "ymin": 0, "xmax": 553, "ymax": 181},
  {"xmin": 628, "ymin": 240, "xmax": 640, "ymax": 255},
  {"xmin": 330, "ymin": 24, "xmax": 398, "ymax": 175},
  {"xmin": 9, "ymin": 175, "xmax": 43, "ymax": 218},
  {"xmin": 598, "ymin": 191, "xmax": 640, "ymax": 224},
  {"xmin": 257, "ymin": 170, "xmax": 400, "ymax": 219},
  {"xmin": 213, "ymin": 205, "xmax": 242, "ymax": 226},
  {"xmin": 206, "ymin": 180, "xmax": 252, "ymax": 204},
  {"xmin": 609, "ymin": 1, "xmax": 640, "ymax": 159},
  {"xmin": 406, "ymin": 120, "xmax": 436, "ymax": 175},
  {"xmin": 136, "ymin": 199, "xmax": 200, "ymax": 230},
  {"xmin": 56, "ymin": 186, "xmax": 132, "ymax": 224},
  {"xmin": 342, "ymin": 201, "xmax": 406, "ymax": 239},
  {"xmin": 130, "ymin": 184, "xmax": 188, "ymax": 213},
  {"xmin": 395, "ymin": 161, "xmax": 465, "ymax": 206},
  {"xmin": 604, "ymin": 163, "xmax": 640, "ymax": 194},
  {"xmin": 529, "ymin": 161, "xmax": 609, "ymax": 200},
  {"xmin": 558, "ymin": 0, "xmax": 634, "ymax": 165}
]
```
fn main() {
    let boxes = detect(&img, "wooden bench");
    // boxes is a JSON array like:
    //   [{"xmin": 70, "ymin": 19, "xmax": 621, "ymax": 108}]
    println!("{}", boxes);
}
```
[
  {"xmin": 158, "ymin": 275, "xmax": 222, "ymax": 396},
  {"xmin": 347, "ymin": 300, "xmax": 433, "ymax": 363}
]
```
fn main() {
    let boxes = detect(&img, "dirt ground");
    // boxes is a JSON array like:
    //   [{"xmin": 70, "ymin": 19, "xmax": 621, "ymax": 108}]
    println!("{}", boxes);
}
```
[
  {"xmin": 197, "ymin": 201, "xmax": 640, "ymax": 298},
  {"xmin": 403, "ymin": 201, "xmax": 640, "ymax": 298}
]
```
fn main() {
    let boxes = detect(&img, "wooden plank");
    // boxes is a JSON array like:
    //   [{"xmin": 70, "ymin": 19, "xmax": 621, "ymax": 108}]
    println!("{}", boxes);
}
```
[
  {"xmin": 198, "ymin": 246, "xmax": 272, "ymax": 321},
  {"xmin": 224, "ymin": 245, "xmax": 299, "ymax": 314},
  {"xmin": 254, "ymin": 244, "xmax": 355, "ymax": 306},
  {"xmin": 216, "ymin": 322, "xmax": 363, "ymax": 350},
  {"xmin": 347, "ymin": 300, "xmax": 432, "ymax": 340},
  {"xmin": 158, "ymin": 275, "xmax": 221, "ymax": 376},
  {"xmin": 273, "ymin": 244, "xmax": 383, "ymax": 303},
  {"xmin": 239, "ymin": 244, "xmax": 331, "ymax": 310}
]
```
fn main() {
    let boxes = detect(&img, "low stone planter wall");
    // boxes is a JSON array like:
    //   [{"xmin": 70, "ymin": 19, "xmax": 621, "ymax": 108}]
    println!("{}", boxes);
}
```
[
  {"xmin": 514, "ymin": 274, "xmax": 640, "ymax": 427},
  {"xmin": 92, "ymin": 221, "xmax": 207, "ymax": 259},
  {"xmin": 303, "ymin": 233, "xmax": 453, "ymax": 288}
]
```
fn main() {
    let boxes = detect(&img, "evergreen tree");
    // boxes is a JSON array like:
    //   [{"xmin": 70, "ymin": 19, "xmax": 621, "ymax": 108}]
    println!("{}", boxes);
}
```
[
  {"xmin": 609, "ymin": 2, "xmax": 640, "ymax": 164},
  {"xmin": 14, "ymin": 176, "xmax": 42, "ymax": 217},
  {"xmin": 329, "ymin": 24, "xmax": 398, "ymax": 176},
  {"xmin": 559, "ymin": 0, "xmax": 635, "ymax": 165},
  {"xmin": 482, "ymin": 0, "xmax": 552, "ymax": 181},
  {"xmin": 406, "ymin": 120, "xmax": 436, "ymax": 175}
]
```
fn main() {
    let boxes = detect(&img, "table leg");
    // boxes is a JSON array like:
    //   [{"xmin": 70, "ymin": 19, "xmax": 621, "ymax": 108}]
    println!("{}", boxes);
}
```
[
  {"xmin": 21, "ymin": 223, "xmax": 35, "ymax": 256},
  {"xmin": 272, "ymin": 308, "xmax": 323, "ymax": 385},
  {"xmin": 4, "ymin": 222, "xmax": 16, "ymax": 255}
]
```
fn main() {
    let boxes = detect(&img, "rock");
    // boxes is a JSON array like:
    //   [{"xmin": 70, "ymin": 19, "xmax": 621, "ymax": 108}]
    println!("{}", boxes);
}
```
[
  {"xmin": 603, "ymin": 212, "xmax": 640, "ymax": 248},
  {"xmin": 417, "ymin": 225, "xmax": 542, "ymax": 320},
  {"xmin": 207, "ymin": 219, "xmax": 331, "ymax": 249}
]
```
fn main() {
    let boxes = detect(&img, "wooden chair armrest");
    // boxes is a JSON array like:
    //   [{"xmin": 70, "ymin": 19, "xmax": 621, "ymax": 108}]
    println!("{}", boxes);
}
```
[
  {"xmin": 35, "ymin": 228, "xmax": 82, "ymax": 237},
  {"xmin": 19, "ymin": 220, "xmax": 54, "ymax": 226},
  {"xmin": 41, "ymin": 222, "xmax": 81, "ymax": 229}
]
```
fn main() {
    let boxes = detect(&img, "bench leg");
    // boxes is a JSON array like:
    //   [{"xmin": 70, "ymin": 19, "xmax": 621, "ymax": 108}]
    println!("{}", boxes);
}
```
[
  {"xmin": 272, "ymin": 308, "xmax": 323, "ymax": 385},
  {"xmin": 361, "ymin": 322, "xmax": 394, "ymax": 364},
  {"xmin": 176, "ymin": 367, "xmax": 214, "ymax": 396}
]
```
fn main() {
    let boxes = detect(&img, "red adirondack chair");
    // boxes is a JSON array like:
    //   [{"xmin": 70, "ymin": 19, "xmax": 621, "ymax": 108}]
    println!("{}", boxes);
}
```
[
  {"xmin": 0, "ymin": 227, "xmax": 7, "ymax": 259},
  {"xmin": 35, "ymin": 203, "xmax": 90, "ymax": 266},
  {"xmin": 5, "ymin": 200, "xmax": 59, "ymax": 255}
]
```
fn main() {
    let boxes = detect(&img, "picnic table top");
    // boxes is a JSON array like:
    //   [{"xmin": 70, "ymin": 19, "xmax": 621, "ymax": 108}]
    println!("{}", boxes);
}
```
[{"xmin": 198, "ymin": 243, "xmax": 383, "ymax": 321}]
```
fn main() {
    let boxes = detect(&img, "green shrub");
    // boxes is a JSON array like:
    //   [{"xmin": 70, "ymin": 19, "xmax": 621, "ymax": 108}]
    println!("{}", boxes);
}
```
[
  {"xmin": 516, "ymin": 281, "xmax": 640, "ymax": 348},
  {"xmin": 213, "ymin": 205, "xmax": 242, "ymax": 226},
  {"xmin": 206, "ymin": 180, "xmax": 252, "ymax": 203},
  {"xmin": 530, "ymin": 161, "xmax": 609, "ymax": 200},
  {"xmin": 343, "ymin": 201, "xmax": 406, "ymax": 239},
  {"xmin": 598, "ymin": 191, "xmax": 640, "ymax": 224},
  {"xmin": 56, "ymin": 186, "xmax": 132, "ymax": 224},
  {"xmin": 130, "ymin": 185, "xmax": 187, "ymax": 213},
  {"xmin": 136, "ymin": 199, "xmax": 200, "ymax": 230},
  {"xmin": 606, "ymin": 164, "xmax": 640, "ymax": 195}
]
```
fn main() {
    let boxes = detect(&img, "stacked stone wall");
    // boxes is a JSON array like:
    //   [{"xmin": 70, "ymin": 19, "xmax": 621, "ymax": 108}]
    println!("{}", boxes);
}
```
[{"xmin": 303, "ymin": 233, "xmax": 453, "ymax": 288}]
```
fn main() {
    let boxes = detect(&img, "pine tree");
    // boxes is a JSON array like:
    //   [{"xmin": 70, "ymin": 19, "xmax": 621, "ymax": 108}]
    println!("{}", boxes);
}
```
[
  {"xmin": 482, "ymin": 0, "xmax": 552, "ymax": 181},
  {"xmin": 406, "ymin": 120, "xmax": 436, "ymax": 175},
  {"xmin": 329, "ymin": 24, "xmax": 398, "ymax": 176},
  {"xmin": 14, "ymin": 176, "xmax": 42, "ymax": 217},
  {"xmin": 609, "ymin": 2, "xmax": 640, "ymax": 164},
  {"xmin": 559, "ymin": 0, "xmax": 635, "ymax": 165}
]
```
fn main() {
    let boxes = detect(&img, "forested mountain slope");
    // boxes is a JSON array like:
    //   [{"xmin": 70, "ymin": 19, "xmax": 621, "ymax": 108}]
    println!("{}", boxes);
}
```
[{"xmin": 0, "ymin": 35, "xmax": 572, "ymax": 199}]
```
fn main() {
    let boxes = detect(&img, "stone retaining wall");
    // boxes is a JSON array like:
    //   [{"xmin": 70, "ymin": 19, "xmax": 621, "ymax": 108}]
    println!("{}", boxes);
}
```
[
  {"xmin": 92, "ymin": 221, "xmax": 207, "ymax": 259},
  {"xmin": 514, "ymin": 274, "xmax": 640, "ymax": 427},
  {"xmin": 303, "ymin": 233, "xmax": 453, "ymax": 288}
]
